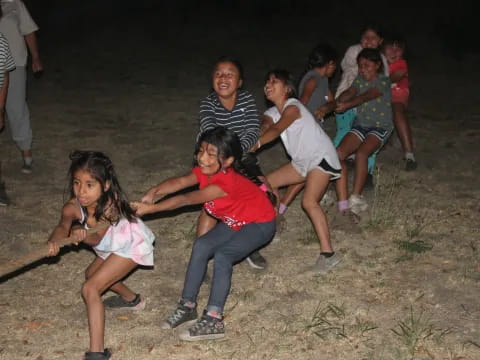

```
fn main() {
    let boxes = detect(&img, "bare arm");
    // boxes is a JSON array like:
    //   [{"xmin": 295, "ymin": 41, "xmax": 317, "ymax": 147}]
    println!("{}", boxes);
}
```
[
  {"xmin": 314, "ymin": 90, "xmax": 336, "ymax": 120},
  {"xmin": 24, "ymin": 32, "xmax": 43, "ymax": 73},
  {"xmin": 260, "ymin": 114, "xmax": 274, "ymax": 135},
  {"xmin": 252, "ymin": 105, "xmax": 301, "ymax": 151},
  {"xmin": 133, "ymin": 184, "xmax": 226, "ymax": 216},
  {"xmin": 390, "ymin": 69, "xmax": 407, "ymax": 84},
  {"xmin": 48, "ymin": 202, "xmax": 79, "ymax": 243},
  {"xmin": 299, "ymin": 77, "xmax": 317, "ymax": 105},
  {"xmin": 141, "ymin": 172, "xmax": 199, "ymax": 204},
  {"xmin": 335, "ymin": 87, "xmax": 381, "ymax": 113}
]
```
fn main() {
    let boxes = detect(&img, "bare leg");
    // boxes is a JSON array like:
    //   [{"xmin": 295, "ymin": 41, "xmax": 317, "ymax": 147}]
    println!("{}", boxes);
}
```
[
  {"xmin": 392, "ymin": 102, "xmax": 413, "ymax": 154},
  {"xmin": 266, "ymin": 163, "xmax": 305, "ymax": 191},
  {"xmin": 335, "ymin": 133, "xmax": 362, "ymax": 202},
  {"xmin": 280, "ymin": 183, "xmax": 305, "ymax": 208},
  {"xmin": 82, "ymin": 254, "xmax": 137, "ymax": 352},
  {"xmin": 302, "ymin": 170, "xmax": 332, "ymax": 252},
  {"xmin": 352, "ymin": 135, "xmax": 382, "ymax": 196},
  {"xmin": 85, "ymin": 257, "xmax": 137, "ymax": 302}
]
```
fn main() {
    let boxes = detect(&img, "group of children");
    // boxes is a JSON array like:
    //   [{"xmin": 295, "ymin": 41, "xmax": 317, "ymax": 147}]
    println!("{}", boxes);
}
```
[{"xmin": 45, "ymin": 24, "xmax": 415, "ymax": 359}]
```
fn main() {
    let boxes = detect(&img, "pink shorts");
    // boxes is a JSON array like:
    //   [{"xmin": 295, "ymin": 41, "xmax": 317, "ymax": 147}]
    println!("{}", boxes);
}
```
[{"xmin": 392, "ymin": 87, "xmax": 409, "ymax": 106}]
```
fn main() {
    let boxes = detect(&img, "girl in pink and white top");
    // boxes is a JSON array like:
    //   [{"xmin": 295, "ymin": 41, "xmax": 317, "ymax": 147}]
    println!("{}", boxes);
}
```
[{"xmin": 47, "ymin": 151, "xmax": 155, "ymax": 360}]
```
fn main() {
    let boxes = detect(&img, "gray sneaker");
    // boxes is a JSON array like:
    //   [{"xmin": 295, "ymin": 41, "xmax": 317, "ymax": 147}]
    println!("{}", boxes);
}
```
[
  {"xmin": 103, "ymin": 293, "xmax": 145, "ymax": 310},
  {"xmin": 161, "ymin": 301, "xmax": 198, "ymax": 329},
  {"xmin": 312, "ymin": 253, "xmax": 342, "ymax": 274},
  {"xmin": 0, "ymin": 182, "xmax": 9, "ymax": 206},
  {"xmin": 246, "ymin": 250, "xmax": 267, "ymax": 269},
  {"xmin": 178, "ymin": 310, "xmax": 225, "ymax": 341}
]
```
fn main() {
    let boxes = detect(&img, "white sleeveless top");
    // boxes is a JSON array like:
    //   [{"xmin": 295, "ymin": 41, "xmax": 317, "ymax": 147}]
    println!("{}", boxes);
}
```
[{"xmin": 264, "ymin": 98, "xmax": 340, "ymax": 177}]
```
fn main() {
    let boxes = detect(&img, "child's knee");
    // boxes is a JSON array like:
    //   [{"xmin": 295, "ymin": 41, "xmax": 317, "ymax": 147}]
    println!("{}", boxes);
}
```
[
  {"xmin": 301, "ymin": 197, "xmax": 319, "ymax": 212},
  {"xmin": 355, "ymin": 151, "xmax": 369, "ymax": 162},
  {"xmin": 81, "ymin": 280, "xmax": 98, "ymax": 300}
]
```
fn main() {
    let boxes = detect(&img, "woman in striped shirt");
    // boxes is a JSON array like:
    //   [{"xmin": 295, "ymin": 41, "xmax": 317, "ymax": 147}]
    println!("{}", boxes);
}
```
[{"xmin": 197, "ymin": 56, "xmax": 270, "ymax": 269}]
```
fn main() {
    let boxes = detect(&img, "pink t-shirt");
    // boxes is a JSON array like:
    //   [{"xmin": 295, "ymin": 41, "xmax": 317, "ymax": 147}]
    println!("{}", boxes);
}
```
[
  {"xmin": 389, "ymin": 59, "xmax": 409, "ymax": 91},
  {"xmin": 192, "ymin": 167, "xmax": 275, "ymax": 231}
]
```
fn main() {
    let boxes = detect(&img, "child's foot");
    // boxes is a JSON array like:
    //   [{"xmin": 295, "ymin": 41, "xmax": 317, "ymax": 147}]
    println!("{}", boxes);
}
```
[
  {"xmin": 405, "ymin": 158, "xmax": 417, "ymax": 171},
  {"xmin": 21, "ymin": 157, "xmax": 33, "ymax": 174},
  {"xmin": 246, "ymin": 250, "xmax": 267, "ymax": 269},
  {"xmin": 103, "ymin": 293, "xmax": 145, "ymax": 311},
  {"xmin": 161, "ymin": 301, "xmax": 198, "ymax": 329},
  {"xmin": 179, "ymin": 310, "xmax": 225, "ymax": 341},
  {"xmin": 84, "ymin": 348, "xmax": 111, "ymax": 360},
  {"xmin": 349, "ymin": 194, "xmax": 368, "ymax": 215},
  {"xmin": 312, "ymin": 252, "xmax": 342, "ymax": 274}
]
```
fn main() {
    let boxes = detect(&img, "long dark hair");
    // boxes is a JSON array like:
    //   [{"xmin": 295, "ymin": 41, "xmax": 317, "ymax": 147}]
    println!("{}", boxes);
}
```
[{"xmin": 67, "ymin": 150, "xmax": 136, "ymax": 224}]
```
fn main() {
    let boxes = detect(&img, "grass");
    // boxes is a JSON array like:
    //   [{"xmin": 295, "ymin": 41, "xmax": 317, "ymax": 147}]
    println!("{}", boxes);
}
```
[
  {"xmin": 395, "ymin": 239, "xmax": 433, "ymax": 263},
  {"xmin": 391, "ymin": 306, "xmax": 451, "ymax": 360},
  {"xmin": 301, "ymin": 226, "xmax": 318, "ymax": 245},
  {"xmin": 305, "ymin": 302, "xmax": 377, "ymax": 341},
  {"xmin": 367, "ymin": 167, "xmax": 399, "ymax": 229}
]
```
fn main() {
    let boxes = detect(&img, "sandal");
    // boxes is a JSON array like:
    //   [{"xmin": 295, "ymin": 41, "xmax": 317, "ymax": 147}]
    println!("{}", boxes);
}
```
[{"xmin": 85, "ymin": 348, "xmax": 111, "ymax": 360}]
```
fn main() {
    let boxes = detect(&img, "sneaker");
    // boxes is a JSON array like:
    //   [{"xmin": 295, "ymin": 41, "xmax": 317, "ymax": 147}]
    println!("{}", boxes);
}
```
[
  {"xmin": 161, "ymin": 301, "xmax": 198, "ymax": 330},
  {"xmin": 84, "ymin": 348, "xmax": 112, "ymax": 360},
  {"xmin": 405, "ymin": 159, "xmax": 417, "ymax": 171},
  {"xmin": 349, "ymin": 194, "xmax": 368, "ymax": 215},
  {"xmin": 21, "ymin": 162, "xmax": 32, "ymax": 174},
  {"xmin": 246, "ymin": 250, "xmax": 267, "ymax": 269},
  {"xmin": 178, "ymin": 310, "xmax": 225, "ymax": 341},
  {"xmin": 103, "ymin": 293, "xmax": 145, "ymax": 311},
  {"xmin": 0, "ymin": 182, "xmax": 9, "ymax": 206},
  {"xmin": 312, "ymin": 253, "xmax": 342, "ymax": 274}
]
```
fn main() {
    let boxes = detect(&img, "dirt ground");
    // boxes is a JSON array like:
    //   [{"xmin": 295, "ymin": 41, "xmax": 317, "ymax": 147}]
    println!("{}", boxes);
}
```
[{"xmin": 0, "ymin": 4, "xmax": 479, "ymax": 360}]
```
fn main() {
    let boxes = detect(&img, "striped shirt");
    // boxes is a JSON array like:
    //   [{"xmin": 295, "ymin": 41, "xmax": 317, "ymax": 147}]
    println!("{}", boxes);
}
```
[
  {"xmin": 0, "ymin": 32, "xmax": 15, "ymax": 88},
  {"xmin": 199, "ymin": 89, "xmax": 260, "ymax": 152}
]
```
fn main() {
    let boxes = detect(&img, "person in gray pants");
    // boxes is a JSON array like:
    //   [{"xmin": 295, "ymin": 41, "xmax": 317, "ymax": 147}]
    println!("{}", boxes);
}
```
[{"xmin": 0, "ymin": 0, "xmax": 43, "ymax": 174}]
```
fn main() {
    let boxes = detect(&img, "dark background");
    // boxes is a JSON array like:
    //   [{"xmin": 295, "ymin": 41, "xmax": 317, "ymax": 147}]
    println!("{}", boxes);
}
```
[{"xmin": 25, "ymin": 0, "xmax": 475, "ymax": 59}]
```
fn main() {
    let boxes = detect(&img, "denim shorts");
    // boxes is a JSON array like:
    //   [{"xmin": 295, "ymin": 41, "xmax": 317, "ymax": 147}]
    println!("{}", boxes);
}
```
[{"xmin": 349, "ymin": 125, "xmax": 391, "ymax": 144}]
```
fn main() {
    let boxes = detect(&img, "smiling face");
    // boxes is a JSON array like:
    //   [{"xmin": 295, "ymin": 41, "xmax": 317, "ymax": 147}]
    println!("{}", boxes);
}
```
[
  {"xmin": 384, "ymin": 44, "xmax": 404, "ymax": 64},
  {"xmin": 264, "ymin": 74, "xmax": 290, "ymax": 104},
  {"xmin": 73, "ymin": 169, "xmax": 107, "ymax": 208},
  {"xmin": 212, "ymin": 61, "xmax": 243, "ymax": 101},
  {"xmin": 358, "ymin": 57, "xmax": 381, "ymax": 82},
  {"xmin": 196, "ymin": 141, "xmax": 233, "ymax": 176},
  {"xmin": 360, "ymin": 29, "xmax": 383, "ymax": 49}
]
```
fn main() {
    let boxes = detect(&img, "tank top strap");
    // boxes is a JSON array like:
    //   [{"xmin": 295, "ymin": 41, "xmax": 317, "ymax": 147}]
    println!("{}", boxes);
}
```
[{"xmin": 76, "ymin": 199, "xmax": 90, "ymax": 229}]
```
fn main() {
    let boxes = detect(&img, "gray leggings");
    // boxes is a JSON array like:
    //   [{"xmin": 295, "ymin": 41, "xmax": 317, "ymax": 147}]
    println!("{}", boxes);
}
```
[{"xmin": 181, "ymin": 220, "xmax": 275, "ymax": 313}]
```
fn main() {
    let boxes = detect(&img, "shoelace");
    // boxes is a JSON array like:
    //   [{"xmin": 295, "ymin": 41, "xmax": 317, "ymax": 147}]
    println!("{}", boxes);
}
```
[{"xmin": 168, "ymin": 308, "xmax": 187, "ymax": 324}]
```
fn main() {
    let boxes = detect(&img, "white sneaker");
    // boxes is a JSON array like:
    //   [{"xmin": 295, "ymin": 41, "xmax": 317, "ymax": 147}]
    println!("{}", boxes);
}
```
[{"xmin": 349, "ymin": 194, "xmax": 368, "ymax": 215}]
